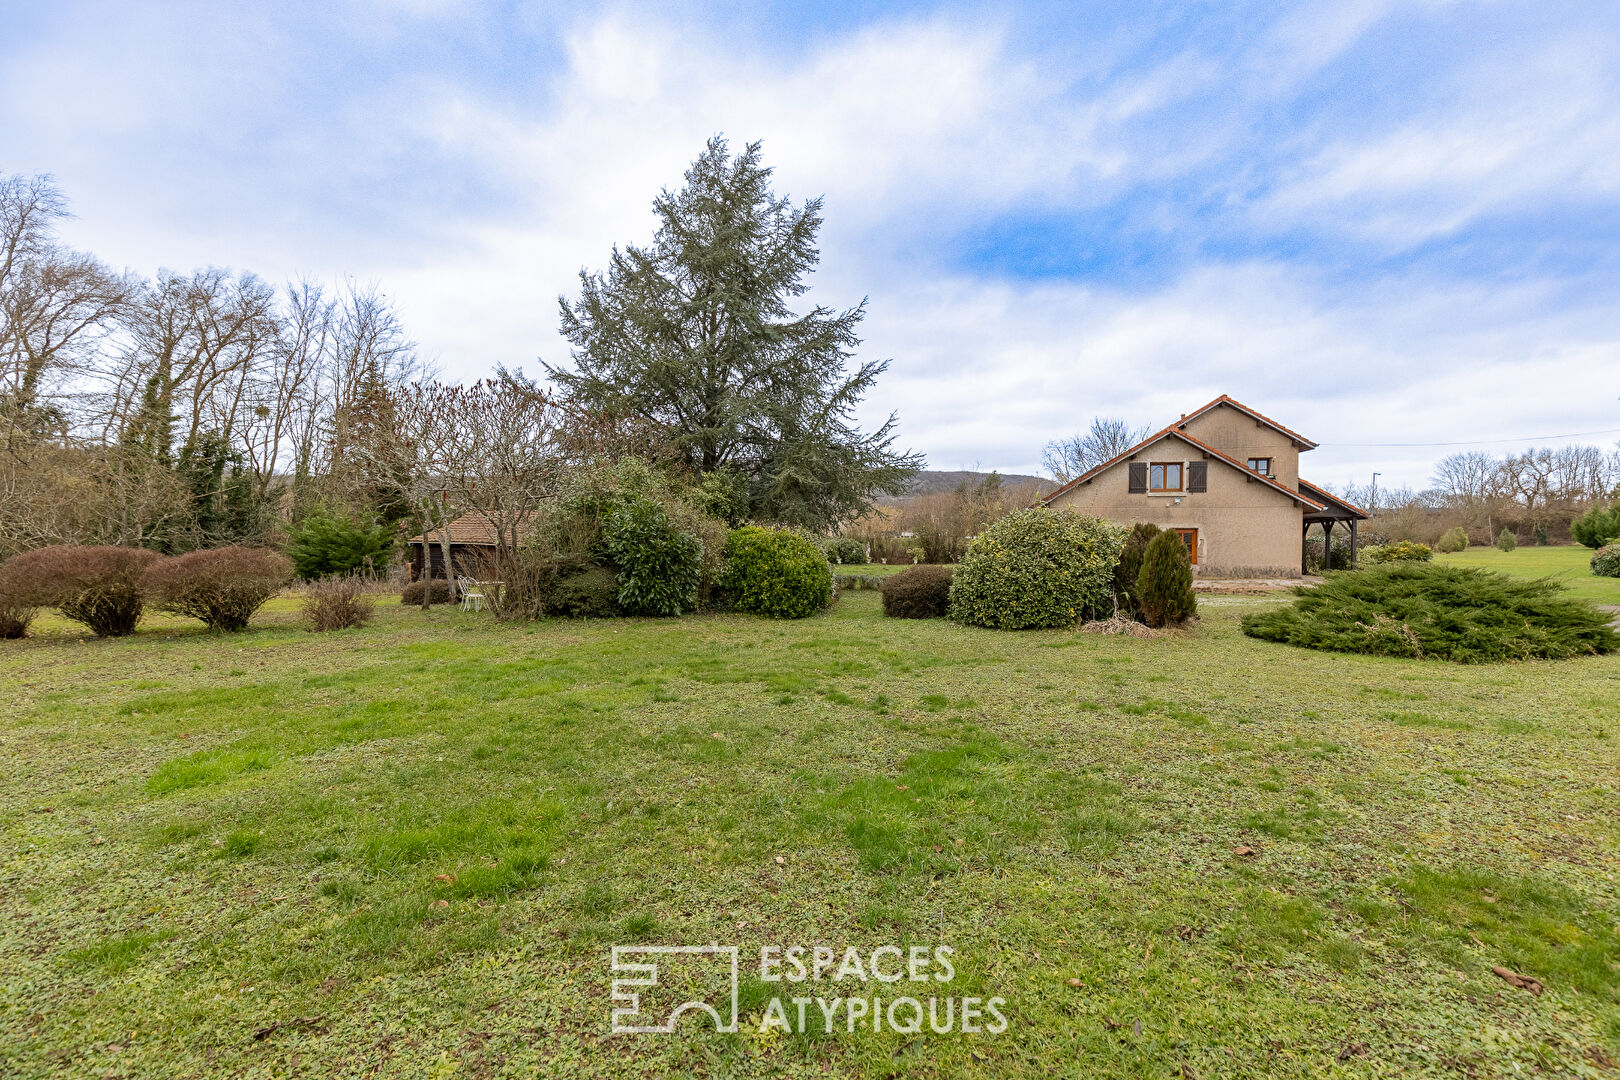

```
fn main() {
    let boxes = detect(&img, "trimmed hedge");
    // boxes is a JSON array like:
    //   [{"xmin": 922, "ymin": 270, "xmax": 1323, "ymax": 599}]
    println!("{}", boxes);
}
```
[
  {"xmin": 881, "ymin": 565, "xmax": 954, "ymax": 619},
  {"xmin": 949, "ymin": 508, "xmax": 1124, "ymax": 630},
  {"xmin": 546, "ymin": 567, "xmax": 624, "ymax": 619},
  {"xmin": 144, "ymin": 547, "xmax": 292, "ymax": 631},
  {"xmin": 401, "ymin": 579, "xmax": 453, "ymax": 606},
  {"xmin": 1496, "ymin": 528, "xmax": 1517, "ymax": 552},
  {"xmin": 1592, "ymin": 544, "xmax": 1620, "ymax": 578},
  {"xmin": 721, "ymin": 526, "xmax": 833, "ymax": 619},
  {"xmin": 1367, "ymin": 540, "xmax": 1433, "ymax": 563},
  {"xmin": 1241, "ymin": 563, "xmax": 1618, "ymax": 663},
  {"xmin": 0, "ymin": 545, "xmax": 157, "ymax": 637}
]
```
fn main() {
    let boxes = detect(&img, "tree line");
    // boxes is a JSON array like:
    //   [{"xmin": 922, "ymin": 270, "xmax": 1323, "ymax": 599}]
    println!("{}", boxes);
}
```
[{"xmin": 1, "ymin": 138, "xmax": 921, "ymax": 565}]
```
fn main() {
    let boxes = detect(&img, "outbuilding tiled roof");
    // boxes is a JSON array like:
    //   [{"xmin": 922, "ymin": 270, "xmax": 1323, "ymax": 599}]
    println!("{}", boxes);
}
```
[{"xmin": 406, "ymin": 511, "xmax": 535, "ymax": 546}]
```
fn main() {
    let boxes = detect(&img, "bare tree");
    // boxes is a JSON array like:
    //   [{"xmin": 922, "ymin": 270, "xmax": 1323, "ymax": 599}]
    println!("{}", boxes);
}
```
[
  {"xmin": 1041, "ymin": 416, "xmax": 1151, "ymax": 483},
  {"xmin": 435, "ymin": 369, "xmax": 566, "ymax": 558}
]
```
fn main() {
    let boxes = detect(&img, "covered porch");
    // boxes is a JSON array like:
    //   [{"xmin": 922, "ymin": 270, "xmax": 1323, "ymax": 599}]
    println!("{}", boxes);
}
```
[{"xmin": 1299, "ymin": 480, "xmax": 1371, "ymax": 574}]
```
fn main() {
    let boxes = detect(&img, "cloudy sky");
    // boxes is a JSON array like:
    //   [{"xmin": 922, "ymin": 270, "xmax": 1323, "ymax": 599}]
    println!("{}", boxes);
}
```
[{"xmin": 5, "ymin": 0, "xmax": 1619, "ymax": 488}]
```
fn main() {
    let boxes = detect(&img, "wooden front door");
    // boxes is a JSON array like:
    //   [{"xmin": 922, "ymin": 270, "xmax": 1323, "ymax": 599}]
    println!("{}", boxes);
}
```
[{"xmin": 1174, "ymin": 528, "xmax": 1198, "ymax": 565}]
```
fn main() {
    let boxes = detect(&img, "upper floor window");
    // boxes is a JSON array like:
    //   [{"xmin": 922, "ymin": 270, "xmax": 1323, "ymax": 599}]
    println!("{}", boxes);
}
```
[
  {"xmin": 1149, "ymin": 462, "xmax": 1183, "ymax": 492},
  {"xmin": 1247, "ymin": 457, "xmax": 1272, "ymax": 475}
]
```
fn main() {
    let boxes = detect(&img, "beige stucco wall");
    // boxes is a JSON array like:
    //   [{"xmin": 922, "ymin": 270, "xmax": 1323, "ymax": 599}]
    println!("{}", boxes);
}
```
[
  {"xmin": 1048, "ymin": 433, "xmax": 1305, "ymax": 577},
  {"xmin": 1178, "ymin": 405, "xmax": 1303, "ymax": 490}
]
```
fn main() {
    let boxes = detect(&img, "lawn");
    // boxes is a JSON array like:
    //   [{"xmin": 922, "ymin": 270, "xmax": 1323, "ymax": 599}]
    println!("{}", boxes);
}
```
[
  {"xmin": 2, "ymin": 591, "xmax": 1617, "ymax": 1077},
  {"xmin": 1438, "ymin": 544, "xmax": 1620, "ymax": 605}
]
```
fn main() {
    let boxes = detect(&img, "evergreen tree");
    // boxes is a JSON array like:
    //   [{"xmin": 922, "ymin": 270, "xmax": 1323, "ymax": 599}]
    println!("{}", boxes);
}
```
[
  {"xmin": 1136, "ymin": 529, "xmax": 1196, "ymax": 628},
  {"xmin": 546, "ymin": 137, "xmax": 921, "ymax": 531}
]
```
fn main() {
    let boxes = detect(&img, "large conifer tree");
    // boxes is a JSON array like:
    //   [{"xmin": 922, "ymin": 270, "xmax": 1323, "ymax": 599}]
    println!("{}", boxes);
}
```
[{"xmin": 545, "ymin": 137, "xmax": 921, "ymax": 530}]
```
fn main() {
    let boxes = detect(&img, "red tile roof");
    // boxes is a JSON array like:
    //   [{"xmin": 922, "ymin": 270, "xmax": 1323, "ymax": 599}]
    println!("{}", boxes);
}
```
[
  {"xmin": 406, "ymin": 511, "xmax": 535, "ymax": 546},
  {"xmin": 1176, "ymin": 394, "xmax": 1318, "ymax": 450},
  {"xmin": 1298, "ymin": 479, "xmax": 1370, "ymax": 519}
]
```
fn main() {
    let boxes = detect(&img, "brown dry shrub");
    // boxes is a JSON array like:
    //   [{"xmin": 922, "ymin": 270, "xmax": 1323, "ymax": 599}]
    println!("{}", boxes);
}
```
[
  {"xmin": 880, "ymin": 564, "xmax": 954, "ymax": 619},
  {"xmin": 301, "ymin": 576, "xmax": 375, "ymax": 632},
  {"xmin": 0, "ymin": 600, "xmax": 35, "ymax": 639},
  {"xmin": 145, "ymin": 547, "xmax": 293, "ymax": 631},
  {"xmin": 0, "ymin": 545, "xmax": 158, "ymax": 636}
]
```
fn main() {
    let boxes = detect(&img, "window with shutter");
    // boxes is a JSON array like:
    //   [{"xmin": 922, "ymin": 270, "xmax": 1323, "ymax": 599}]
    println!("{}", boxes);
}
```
[
  {"xmin": 1128, "ymin": 462, "xmax": 1148, "ymax": 493},
  {"xmin": 1188, "ymin": 461, "xmax": 1207, "ymax": 492}
]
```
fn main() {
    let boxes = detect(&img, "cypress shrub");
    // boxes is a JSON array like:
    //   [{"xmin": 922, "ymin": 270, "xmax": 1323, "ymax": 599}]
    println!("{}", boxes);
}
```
[
  {"xmin": 949, "ymin": 508, "xmax": 1123, "ymax": 630},
  {"xmin": 284, "ymin": 504, "xmax": 393, "ymax": 579},
  {"xmin": 1495, "ymin": 529, "xmax": 1517, "ymax": 552},
  {"xmin": 1571, "ymin": 505, "xmax": 1620, "ymax": 548},
  {"xmin": 0, "ymin": 545, "xmax": 157, "ymax": 637},
  {"xmin": 720, "ymin": 526, "xmax": 833, "ymax": 619},
  {"xmin": 1592, "ymin": 544, "xmax": 1620, "ymax": 578},
  {"xmin": 1135, "ymin": 529, "xmax": 1197, "ymax": 628},
  {"xmin": 881, "ymin": 565, "xmax": 954, "ymax": 618},
  {"xmin": 1436, "ymin": 526, "xmax": 1470, "ymax": 554},
  {"xmin": 1113, "ymin": 522, "xmax": 1161, "ymax": 617},
  {"xmin": 144, "ymin": 547, "xmax": 293, "ymax": 631},
  {"xmin": 1241, "ymin": 563, "xmax": 1618, "ymax": 662}
]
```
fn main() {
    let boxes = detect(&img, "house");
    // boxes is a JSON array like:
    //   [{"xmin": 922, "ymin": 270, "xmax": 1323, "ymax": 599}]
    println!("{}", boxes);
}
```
[
  {"xmin": 1040, "ymin": 395, "xmax": 1368, "ymax": 577},
  {"xmin": 406, "ymin": 512, "xmax": 533, "ymax": 581}
]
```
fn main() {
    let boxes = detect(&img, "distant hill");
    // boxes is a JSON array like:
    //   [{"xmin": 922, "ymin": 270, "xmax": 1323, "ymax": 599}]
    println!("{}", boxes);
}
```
[{"xmin": 886, "ymin": 470, "xmax": 1057, "ymax": 501}]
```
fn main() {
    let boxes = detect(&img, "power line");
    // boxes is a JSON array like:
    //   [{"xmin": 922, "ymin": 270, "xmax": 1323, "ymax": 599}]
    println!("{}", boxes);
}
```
[{"xmin": 1321, "ymin": 426, "xmax": 1620, "ymax": 449}]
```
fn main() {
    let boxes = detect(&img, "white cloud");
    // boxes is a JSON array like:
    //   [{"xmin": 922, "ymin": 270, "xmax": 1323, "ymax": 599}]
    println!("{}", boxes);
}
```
[{"xmin": 1258, "ymin": 36, "xmax": 1620, "ymax": 245}]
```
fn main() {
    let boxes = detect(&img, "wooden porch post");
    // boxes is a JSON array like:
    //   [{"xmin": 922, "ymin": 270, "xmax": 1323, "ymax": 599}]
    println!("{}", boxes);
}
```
[
  {"xmin": 1302, "ymin": 520, "xmax": 1310, "ymax": 576},
  {"xmin": 1350, "ymin": 519, "xmax": 1358, "ymax": 567},
  {"xmin": 1321, "ymin": 519, "xmax": 1333, "ymax": 572}
]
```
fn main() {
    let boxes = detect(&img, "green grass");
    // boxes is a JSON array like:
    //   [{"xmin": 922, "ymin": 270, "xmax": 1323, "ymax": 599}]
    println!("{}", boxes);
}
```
[
  {"xmin": 1439, "ymin": 543, "xmax": 1620, "ymax": 605},
  {"xmin": 2, "ymin": 591, "xmax": 1617, "ymax": 1077}
]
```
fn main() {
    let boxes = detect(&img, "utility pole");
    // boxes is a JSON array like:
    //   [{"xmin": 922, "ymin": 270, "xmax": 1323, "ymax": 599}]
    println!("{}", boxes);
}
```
[{"xmin": 1370, "ymin": 472, "xmax": 1381, "ymax": 518}]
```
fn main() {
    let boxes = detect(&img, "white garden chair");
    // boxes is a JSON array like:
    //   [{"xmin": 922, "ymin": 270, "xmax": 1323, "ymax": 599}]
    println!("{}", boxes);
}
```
[{"xmin": 456, "ymin": 576, "xmax": 485, "ymax": 613}]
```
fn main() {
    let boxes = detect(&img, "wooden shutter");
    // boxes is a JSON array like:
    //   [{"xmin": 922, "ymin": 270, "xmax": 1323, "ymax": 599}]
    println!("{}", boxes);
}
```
[
  {"xmin": 1128, "ymin": 462, "xmax": 1148, "ymax": 493},
  {"xmin": 1188, "ymin": 461, "xmax": 1207, "ymax": 492}
]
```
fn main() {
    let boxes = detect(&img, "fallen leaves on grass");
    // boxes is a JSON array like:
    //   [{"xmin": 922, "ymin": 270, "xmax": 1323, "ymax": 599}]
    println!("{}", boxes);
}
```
[
  {"xmin": 1491, "ymin": 966, "xmax": 1544, "ymax": 995},
  {"xmin": 251, "ymin": 1016, "xmax": 324, "ymax": 1041},
  {"xmin": 434, "ymin": 874, "xmax": 456, "ymax": 884},
  {"xmin": 1232, "ymin": 845, "xmax": 1257, "ymax": 857}
]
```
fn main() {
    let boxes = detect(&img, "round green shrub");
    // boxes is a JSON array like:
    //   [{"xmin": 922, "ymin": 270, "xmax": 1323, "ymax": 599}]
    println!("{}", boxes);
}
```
[
  {"xmin": 949, "ymin": 508, "xmax": 1124, "ymax": 630},
  {"xmin": 546, "ymin": 567, "xmax": 623, "ymax": 618},
  {"xmin": 823, "ymin": 536, "xmax": 868, "ymax": 565},
  {"xmin": 1592, "ymin": 543, "xmax": 1620, "ymax": 578},
  {"xmin": 720, "ymin": 526, "xmax": 833, "ymax": 619},
  {"xmin": 1368, "ymin": 540, "xmax": 1433, "ymax": 563},
  {"xmin": 881, "ymin": 565, "xmax": 953, "ymax": 618},
  {"xmin": 1136, "ymin": 528, "xmax": 1197, "ymax": 628},
  {"xmin": 1436, "ymin": 526, "xmax": 1470, "ymax": 554},
  {"xmin": 602, "ymin": 495, "xmax": 702, "ymax": 616},
  {"xmin": 1495, "ymin": 528, "xmax": 1517, "ymax": 552}
]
